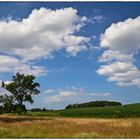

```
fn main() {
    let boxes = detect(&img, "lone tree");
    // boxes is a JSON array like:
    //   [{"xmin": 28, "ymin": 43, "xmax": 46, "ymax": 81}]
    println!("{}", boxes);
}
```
[{"xmin": 2, "ymin": 73, "xmax": 40, "ymax": 114}]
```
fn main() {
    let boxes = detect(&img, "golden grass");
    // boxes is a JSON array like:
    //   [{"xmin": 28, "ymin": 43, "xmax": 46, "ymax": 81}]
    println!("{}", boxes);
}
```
[{"xmin": 0, "ymin": 115, "xmax": 140, "ymax": 138}]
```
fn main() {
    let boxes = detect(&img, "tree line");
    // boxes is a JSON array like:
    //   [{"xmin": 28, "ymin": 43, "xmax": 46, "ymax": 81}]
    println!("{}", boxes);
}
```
[
  {"xmin": 65, "ymin": 101, "xmax": 122, "ymax": 109},
  {"xmin": 29, "ymin": 108, "xmax": 53, "ymax": 112}
]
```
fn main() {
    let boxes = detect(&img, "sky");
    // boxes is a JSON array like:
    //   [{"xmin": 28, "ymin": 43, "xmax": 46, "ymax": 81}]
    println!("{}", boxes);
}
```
[{"xmin": 0, "ymin": 2, "xmax": 140, "ymax": 109}]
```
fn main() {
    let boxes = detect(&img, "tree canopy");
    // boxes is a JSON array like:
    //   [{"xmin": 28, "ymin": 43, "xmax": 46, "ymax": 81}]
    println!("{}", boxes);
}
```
[
  {"xmin": 2, "ymin": 73, "xmax": 40, "ymax": 105},
  {"xmin": 1, "ymin": 73, "xmax": 40, "ymax": 114}
]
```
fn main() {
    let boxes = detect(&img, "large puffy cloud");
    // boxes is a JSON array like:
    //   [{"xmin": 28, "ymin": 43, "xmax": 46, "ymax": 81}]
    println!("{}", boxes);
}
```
[
  {"xmin": 98, "ymin": 16, "xmax": 140, "ymax": 87},
  {"xmin": 98, "ymin": 50, "xmax": 133, "ymax": 63},
  {"xmin": 0, "ymin": 7, "xmax": 89, "ymax": 76},
  {"xmin": 0, "ymin": 55, "xmax": 46, "ymax": 76},
  {"xmin": 97, "ymin": 62, "xmax": 140, "ymax": 86},
  {"xmin": 100, "ymin": 17, "xmax": 140, "ymax": 53},
  {"xmin": 0, "ymin": 7, "xmax": 89, "ymax": 61},
  {"xmin": 97, "ymin": 62, "xmax": 136, "ymax": 76}
]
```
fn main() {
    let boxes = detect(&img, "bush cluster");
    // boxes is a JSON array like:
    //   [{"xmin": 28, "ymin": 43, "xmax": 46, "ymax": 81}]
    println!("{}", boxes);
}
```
[{"xmin": 0, "ymin": 104, "xmax": 27, "ymax": 114}]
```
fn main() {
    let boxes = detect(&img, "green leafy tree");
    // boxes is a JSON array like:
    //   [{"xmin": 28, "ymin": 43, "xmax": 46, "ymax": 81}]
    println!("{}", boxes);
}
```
[
  {"xmin": 0, "ymin": 94, "xmax": 13, "ymax": 113},
  {"xmin": 2, "ymin": 73, "xmax": 40, "ymax": 113},
  {"xmin": 2, "ymin": 95, "xmax": 14, "ymax": 113},
  {"xmin": 42, "ymin": 108, "xmax": 47, "ymax": 112},
  {"xmin": 0, "ymin": 95, "xmax": 4, "ymax": 114}
]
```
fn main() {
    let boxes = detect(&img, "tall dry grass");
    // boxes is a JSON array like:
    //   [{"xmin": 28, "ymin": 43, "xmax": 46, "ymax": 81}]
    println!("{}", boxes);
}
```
[{"xmin": 0, "ymin": 115, "xmax": 140, "ymax": 138}]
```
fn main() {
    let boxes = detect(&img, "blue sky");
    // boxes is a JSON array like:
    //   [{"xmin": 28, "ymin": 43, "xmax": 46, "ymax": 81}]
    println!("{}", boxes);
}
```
[{"xmin": 0, "ymin": 2, "xmax": 140, "ymax": 109}]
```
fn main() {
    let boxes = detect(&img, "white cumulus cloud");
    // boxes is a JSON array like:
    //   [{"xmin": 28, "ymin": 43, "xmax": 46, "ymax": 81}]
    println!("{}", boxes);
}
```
[
  {"xmin": 0, "ymin": 7, "xmax": 89, "ymax": 76},
  {"xmin": 98, "ymin": 16, "xmax": 140, "ymax": 87},
  {"xmin": 0, "ymin": 7, "xmax": 89, "ymax": 61},
  {"xmin": 0, "ymin": 55, "xmax": 46, "ymax": 76},
  {"xmin": 100, "ymin": 17, "xmax": 140, "ymax": 53}
]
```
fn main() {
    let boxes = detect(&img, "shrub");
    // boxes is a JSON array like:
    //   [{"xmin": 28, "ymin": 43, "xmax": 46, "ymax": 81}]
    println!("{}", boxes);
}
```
[
  {"xmin": 0, "ymin": 106, "xmax": 4, "ymax": 114},
  {"xmin": 14, "ymin": 104, "xmax": 27, "ymax": 114},
  {"xmin": 42, "ymin": 108, "xmax": 47, "ymax": 112},
  {"xmin": 4, "ymin": 103, "xmax": 14, "ymax": 113},
  {"xmin": 31, "ymin": 108, "xmax": 42, "ymax": 112}
]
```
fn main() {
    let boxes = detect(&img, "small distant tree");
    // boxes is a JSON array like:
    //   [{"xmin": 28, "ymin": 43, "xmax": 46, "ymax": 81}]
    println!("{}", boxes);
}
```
[
  {"xmin": 31, "ymin": 108, "xmax": 42, "ymax": 112},
  {"xmin": 42, "ymin": 108, "xmax": 47, "ymax": 112},
  {"xmin": 2, "ymin": 73, "xmax": 40, "ymax": 114}
]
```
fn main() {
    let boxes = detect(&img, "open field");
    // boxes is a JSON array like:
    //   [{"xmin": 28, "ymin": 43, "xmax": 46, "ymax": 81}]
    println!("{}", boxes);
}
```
[
  {"xmin": 0, "ymin": 115, "xmax": 140, "ymax": 138},
  {"xmin": 57, "ymin": 103, "xmax": 140, "ymax": 118},
  {"xmin": 1, "ymin": 103, "xmax": 140, "ymax": 138},
  {"xmin": 25, "ymin": 103, "xmax": 140, "ymax": 118}
]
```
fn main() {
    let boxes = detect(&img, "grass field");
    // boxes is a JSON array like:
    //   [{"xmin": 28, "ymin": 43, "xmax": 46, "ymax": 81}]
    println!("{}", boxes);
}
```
[
  {"xmin": 26, "ymin": 103, "xmax": 140, "ymax": 118},
  {"xmin": 56, "ymin": 103, "xmax": 140, "ymax": 118},
  {"xmin": 0, "ymin": 103, "xmax": 140, "ymax": 138},
  {"xmin": 0, "ymin": 115, "xmax": 140, "ymax": 138}
]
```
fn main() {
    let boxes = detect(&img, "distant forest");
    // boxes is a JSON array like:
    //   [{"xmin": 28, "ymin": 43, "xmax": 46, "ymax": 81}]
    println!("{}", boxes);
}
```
[{"xmin": 65, "ymin": 101, "xmax": 122, "ymax": 109}]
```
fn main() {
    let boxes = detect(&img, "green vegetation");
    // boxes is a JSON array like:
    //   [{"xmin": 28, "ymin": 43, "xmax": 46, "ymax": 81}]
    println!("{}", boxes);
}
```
[
  {"xmin": 0, "ymin": 73, "xmax": 40, "ymax": 114},
  {"xmin": 8, "ymin": 102, "xmax": 139, "ymax": 118},
  {"xmin": 27, "ymin": 111, "xmax": 59, "ymax": 116},
  {"xmin": 5, "ymin": 102, "xmax": 137, "ymax": 118},
  {"xmin": 65, "ymin": 100, "xmax": 122, "ymax": 109},
  {"xmin": 56, "ymin": 103, "xmax": 140, "ymax": 118}
]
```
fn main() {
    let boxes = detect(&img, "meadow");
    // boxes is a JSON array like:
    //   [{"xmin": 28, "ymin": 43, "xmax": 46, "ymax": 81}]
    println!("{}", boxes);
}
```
[
  {"xmin": 57, "ymin": 103, "xmax": 140, "ymax": 118},
  {"xmin": 0, "ymin": 103, "xmax": 140, "ymax": 138},
  {"xmin": 26, "ymin": 103, "xmax": 140, "ymax": 118},
  {"xmin": 0, "ymin": 115, "xmax": 140, "ymax": 138}
]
